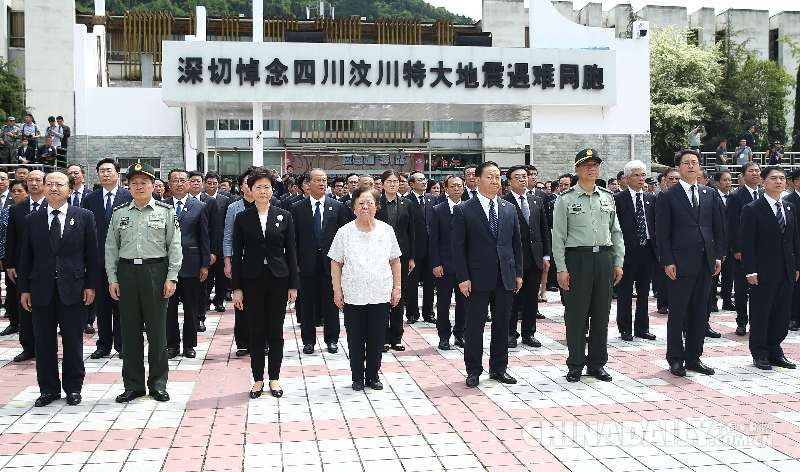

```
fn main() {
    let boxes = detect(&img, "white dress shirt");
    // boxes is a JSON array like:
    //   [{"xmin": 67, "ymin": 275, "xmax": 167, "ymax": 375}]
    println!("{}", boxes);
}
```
[
  {"xmin": 30, "ymin": 196, "xmax": 45, "ymax": 212},
  {"xmin": 475, "ymin": 191, "xmax": 500, "ymax": 224},
  {"xmin": 173, "ymin": 194, "xmax": 190, "ymax": 210},
  {"xmin": 310, "ymin": 195, "xmax": 326, "ymax": 220},
  {"xmin": 47, "ymin": 202, "xmax": 68, "ymax": 237},
  {"xmin": 742, "ymin": 184, "xmax": 759, "ymax": 201},
  {"xmin": 627, "ymin": 188, "xmax": 650, "ymax": 239},
  {"xmin": 718, "ymin": 190, "xmax": 729, "ymax": 206},
  {"xmin": 678, "ymin": 179, "xmax": 700, "ymax": 206},
  {"xmin": 447, "ymin": 197, "xmax": 460, "ymax": 214}
]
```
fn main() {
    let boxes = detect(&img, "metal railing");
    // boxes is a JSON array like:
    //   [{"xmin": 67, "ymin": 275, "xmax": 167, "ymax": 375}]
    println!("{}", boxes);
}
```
[{"xmin": 701, "ymin": 151, "xmax": 800, "ymax": 180}]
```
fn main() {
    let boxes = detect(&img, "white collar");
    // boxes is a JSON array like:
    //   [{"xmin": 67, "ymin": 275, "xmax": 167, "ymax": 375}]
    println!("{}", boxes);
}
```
[
  {"xmin": 447, "ymin": 197, "xmax": 461, "ymax": 207},
  {"xmin": 510, "ymin": 190, "xmax": 526, "ymax": 202},
  {"xmin": 628, "ymin": 187, "xmax": 644, "ymax": 198},
  {"xmin": 743, "ymin": 184, "xmax": 759, "ymax": 195},
  {"xmin": 718, "ymin": 189, "xmax": 729, "ymax": 197},
  {"xmin": 476, "ymin": 191, "xmax": 498, "ymax": 208},
  {"xmin": 764, "ymin": 193, "xmax": 780, "ymax": 207},
  {"xmin": 73, "ymin": 185, "xmax": 84, "ymax": 194},
  {"xmin": 174, "ymin": 194, "xmax": 190, "ymax": 206},
  {"xmin": 47, "ymin": 202, "xmax": 69, "ymax": 215},
  {"xmin": 31, "ymin": 196, "xmax": 45, "ymax": 205},
  {"xmin": 310, "ymin": 194, "xmax": 325, "ymax": 207},
  {"xmin": 678, "ymin": 179, "xmax": 698, "ymax": 192},
  {"xmin": 104, "ymin": 185, "xmax": 119, "ymax": 197}
]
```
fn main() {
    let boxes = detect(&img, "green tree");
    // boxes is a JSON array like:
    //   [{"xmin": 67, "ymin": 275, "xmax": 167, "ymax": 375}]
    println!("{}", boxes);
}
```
[
  {"xmin": 0, "ymin": 59, "xmax": 25, "ymax": 121},
  {"xmin": 649, "ymin": 27, "xmax": 721, "ymax": 164}
]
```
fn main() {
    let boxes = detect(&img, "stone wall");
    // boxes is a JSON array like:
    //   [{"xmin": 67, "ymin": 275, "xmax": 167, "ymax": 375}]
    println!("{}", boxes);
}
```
[
  {"xmin": 70, "ymin": 135, "xmax": 183, "ymax": 184},
  {"xmin": 531, "ymin": 133, "xmax": 651, "ymax": 180}
]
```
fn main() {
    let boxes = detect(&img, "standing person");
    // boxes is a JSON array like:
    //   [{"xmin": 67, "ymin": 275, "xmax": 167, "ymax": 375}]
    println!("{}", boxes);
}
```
[
  {"xmin": 56, "ymin": 116, "xmax": 71, "ymax": 154},
  {"xmin": 187, "ymin": 170, "xmax": 213, "ymax": 332},
  {"xmin": 376, "ymin": 170, "xmax": 415, "ymax": 352},
  {"xmin": 20, "ymin": 114, "xmax": 41, "ymax": 149},
  {"xmin": 231, "ymin": 169, "xmax": 298, "ymax": 398},
  {"xmin": 202, "ymin": 172, "xmax": 232, "ymax": 314},
  {"xmin": 503, "ymin": 165, "xmax": 550, "ymax": 348},
  {"xmin": 713, "ymin": 171, "xmax": 735, "ymax": 317},
  {"xmin": 406, "ymin": 171, "xmax": 436, "ymax": 324},
  {"xmin": 66, "ymin": 164, "xmax": 91, "ymax": 208},
  {"xmin": 552, "ymin": 149, "xmax": 624, "ymax": 382},
  {"xmin": 734, "ymin": 138, "xmax": 753, "ymax": 167},
  {"xmin": 461, "ymin": 164, "xmax": 479, "ymax": 200},
  {"xmin": 715, "ymin": 139, "xmax": 729, "ymax": 171},
  {"xmin": 0, "ymin": 116, "xmax": 20, "ymax": 164},
  {"xmin": 687, "ymin": 125, "xmax": 705, "ymax": 152},
  {"xmin": 653, "ymin": 168, "xmax": 681, "ymax": 314},
  {"xmin": 429, "ymin": 175, "xmax": 466, "ymax": 350},
  {"xmin": 291, "ymin": 169, "xmax": 351, "ymax": 355},
  {"xmin": 741, "ymin": 166, "xmax": 799, "ymax": 370},
  {"xmin": 164, "ymin": 169, "xmax": 210, "ymax": 359},
  {"xmin": 614, "ymin": 160, "xmax": 657, "ymax": 342},
  {"xmin": 766, "ymin": 142, "xmax": 784, "ymax": 166},
  {"xmin": 784, "ymin": 168, "xmax": 800, "ymax": 332},
  {"xmin": 728, "ymin": 162, "xmax": 762, "ymax": 336},
  {"xmin": 18, "ymin": 171, "xmax": 100, "ymax": 407},
  {"xmin": 329, "ymin": 187, "xmax": 401, "ymax": 391},
  {"xmin": 0, "ymin": 172, "xmax": 9, "ymax": 317},
  {"xmin": 339, "ymin": 173, "xmax": 359, "ymax": 203},
  {"xmin": 656, "ymin": 150, "xmax": 724, "ymax": 378},
  {"xmin": 105, "ymin": 163, "xmax": 182, "ymax": 403},
  {"xmin": 427, "ymin": 180, "xmax": 441, "ymax": 199},
  {"xmin": 452, "ymin": 161, "xmax": 523, "ymax": 388},
  {"xmin": 0, "ymin": 179, "xmax": 27, "ymax": 337},
  {"xmin": 3, "ymin": 170, "xmax": 46, "ymax": 362},
  {"xmin": 742, "ymin": 125, "xmax": 756, "ymax": 149},
  {"xmin": 83, "ymin": 159, "xmax": 132, "ymax": 359}
]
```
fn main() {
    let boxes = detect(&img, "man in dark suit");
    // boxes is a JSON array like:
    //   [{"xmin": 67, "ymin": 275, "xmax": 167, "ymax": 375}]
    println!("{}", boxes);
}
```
[
  {"xmin": 338, "ymin": 173, "xmax": 359, "ymax": 203},
  {"xmin": 406, "ymin": 171, "xmax": 436, "ymax": 323},
  {"xmin": 66, "ymin": 164, "xmax": 92, "ymax": 208},
  {"xmin": 525, "ymin": 165, "xmax": 547, "ymax": 199},
  {"xmin": 452, "ymin": 161, "xmax": 523, "ymax": 388},
  {"xmin": 16, "ymin": 138, "xmax": 35, "ymax": 164},
  {"xmin": 188, "ymin": 170, "xmax": 214, "ymax": 332},
  {"xmin": 712, "ymin": 171, "xmax": 735, "ymax": 316},
  {"xmin": 430, "ymin": 175, "xmax": 466, "ymax": 350},
  {"xmin": 741, "ymin": 166, "xmax": 799, "ymax": 370},
  {"xmin": 785, "ymin": 168, "xmax": 800, "ymax": 332},
  {"xmin": 614, "ymin": 160, "xmax": 657, "ymax": 341},
  {"xmin": 3, "ymin": 170, "xmax": 47, "ymax": 362},
  {"xmin": 291, "ymin": 169, "xmax": 352, "ymax": 355},
  {"xmin": 202, "ymin": 172, "xmax": 233, "ymax": 313},
  {"xmin": 460, "ymin": 164, "xmax": 479, "ymax": 201},
  {"xmin": 0, "ymin": 171, "xmax": 10, "ymax": 325},
  {"xmin": 656, "ymin": 150, "xmax": 724, "ymax": 377},
  {"xmin": 18, "ymin": 171, "xmax": 100, "ymax": 407},
  {"xmin": 503, "ymin": 165, "xmax": 550, "ymax": 348},
  {"xmin": 83, "ymin": 158, "xmax": 132, "ymax": 359},
  {"xmin": 164, "ymin": 169, "xmax": 210, "ymax": 359},
  {"xmin": 727, "ymin": 162, "xmax": 762, "ymax": 336}
]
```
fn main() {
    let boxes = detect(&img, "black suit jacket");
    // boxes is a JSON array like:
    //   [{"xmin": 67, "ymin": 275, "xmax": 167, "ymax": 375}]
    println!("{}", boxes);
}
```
[
  {"xmin": 16, "ymin": 146, "xmax": 34, "ymax": 162},
  {"xmin": 231, "ymin": 205, "xmax": 298, "ymax": 289},
  {"xmin": 376, "ymin": 194, "xmax": 415, "ymax": 260},
  {"xmin": 741, "ymin": 197, "xmax": 800, "ymax": 283},
  {"xmin": 3, "ymin": 197, "xmax": 47, "ymax": 269},
  {"xmin": 17, "ymin": 206, "xmax": 100, "ymax": 306},
  {"xmin": 614, "ymin": 189, "xmax": 657, "ymax": 260},
  {"xmin": 503, "ymin": 192, "xmax": 551, "ymax": 270},
  {"xmin": 407, "ymin": 192, "xmax": 435, "ymax": 260},
  {"xmin": 290, "ymin": 196, "xmax": 352, "ymax": 275},
  {"xmin": 461, "ymin": 188, "xmax": 479, "ymax": 201},
  {"xmin": 727, "ymin": 185, "xmax": 760, "ymax": 254},
  {"xmin": 201, "ymin": 192, "xmax": 232, "ymax": 258},
  {"xmin": 164, "ymin": 196, "xmax": 211, "ymax": 278},
  {"xmin": 0, "ymin": 192, "xmax": 12, "ymax": 210},
  {"xmin": 452, "ymin": 196, "xmax": 523, "ymax": 291},
  {"xmin": 82, "ymin": 187, "xmax": 133, "ymax": 268},
  {"xmin": 429, "ymin": 199, "xmax": 461, "ymax": 274},
  {"xmin": 655, "ymin": 183, "xmax": 724, "ymax": 276}
]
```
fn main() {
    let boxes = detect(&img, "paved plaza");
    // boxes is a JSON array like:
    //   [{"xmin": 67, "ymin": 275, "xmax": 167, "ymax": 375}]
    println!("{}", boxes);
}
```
[{"xmin": 1, "ymin": 292, "xmax": 799, "ymax": 472}]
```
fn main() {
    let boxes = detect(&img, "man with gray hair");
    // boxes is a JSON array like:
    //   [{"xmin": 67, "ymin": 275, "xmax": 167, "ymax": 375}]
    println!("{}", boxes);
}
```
[{"xmin": 614, "ymin": 160, "xmax": 657, "ymax": 341}]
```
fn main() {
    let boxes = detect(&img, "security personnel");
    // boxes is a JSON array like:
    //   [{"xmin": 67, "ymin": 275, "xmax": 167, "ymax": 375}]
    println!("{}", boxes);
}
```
[
  {"xmin": 105, "ymin": 163, "xmax": 182, "ymax": 403},
  {"xmin": 552, "ymin": 149, "xmax": 624, "ymax": 383}
]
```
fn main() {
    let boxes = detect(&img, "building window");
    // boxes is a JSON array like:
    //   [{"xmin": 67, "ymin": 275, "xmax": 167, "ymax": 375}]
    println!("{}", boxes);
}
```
[
  {"xmin": 206, "ymin": 120, "xmax": 215, "ymax": 131},
  {"xmin": 9, "ymin": 11, "xmax": 24, "ymax": 48},
  {"xmin": 688, "ymin": 29, "xmax": 699, "ymax": 46},
  {"xmin": 240, "ymin": 119, "xmax": 252, "ymax": 130},
  {"xmin": 769, "ymin": 29, "xmax": 779, "ymax": 62}
]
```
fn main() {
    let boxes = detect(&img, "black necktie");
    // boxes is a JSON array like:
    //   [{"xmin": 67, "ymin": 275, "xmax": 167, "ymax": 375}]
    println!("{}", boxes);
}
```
[
  {"xmin": 419, "ymin": 195, "xmax": 424, "ymax": 207},
  {"xmin": 313, "ymin": 201, "xmax": 322, "ymax": 246},
  {"xmin": 471, "ymin": 190, "xmax": 477, "ymax": 199},
  {"xmin": 50, "ymin": 209, "xmax": 62, "ymax": 251},
  {"xmin": 635, "ymin": 193, "xmax": 647, "ymax": 245},
  {"xmin": 32, "ymin": 201, "xmax": 39, "ymax": 212},
  {"xmin": 72, "ymin": 191, "xmax": 80, "ymax": 207},
  {"xmin": 105, "ymin": 192, "xmax": 114, "ymax": 222},
  {"xmin": 488, "ymin": 199, "xmax": 498, "ymax": 238},
  {"xmin": 776, "ymin": 202, "xmax": 786, "ymax": 233},
  {"xmin": 690, "ymin": 185, "xmax": 698, "ymax": 209},
  {"xmin": 752, "ymin": 190, "xmax": 758, "ymax": 201}
]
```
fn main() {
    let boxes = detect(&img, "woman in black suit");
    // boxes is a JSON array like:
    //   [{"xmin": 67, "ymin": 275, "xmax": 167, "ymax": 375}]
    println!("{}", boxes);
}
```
[
  {"xmin": 376, "ymin": 170, "xmax": 415, "ymax": 352},
  {"xmin": 231, "ymin": 169, "xmax": 298, "ymax": 398}
]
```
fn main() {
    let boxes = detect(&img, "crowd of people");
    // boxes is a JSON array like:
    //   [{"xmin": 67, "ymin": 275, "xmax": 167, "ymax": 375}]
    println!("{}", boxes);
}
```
[
  {"xmin": 0, "ymin": 147, "xmax": 798, "ymax": 408},
  {"xmin": 0, "ymin": 114, "xmax": 71, "ymax": 166}
]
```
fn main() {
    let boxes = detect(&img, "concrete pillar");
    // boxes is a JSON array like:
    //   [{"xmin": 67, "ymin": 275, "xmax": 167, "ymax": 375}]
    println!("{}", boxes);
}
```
[
  {"xmin": 716, "ymin": 9, "xmax": 770, "ymax": 60},
  {"xmin": 1, "ymin": 0, "xmax": 10, "ymax": 61},
  {"xmin": 689, "ymin": 8, "xmax": 716, "ymax": 47},
  {"xmin": 253, "ymin": 0, "xmax": 263, "ymax": 42},
  {"xmin": 93, "ymin": 0, "xmax": 109, "ymax": 87},
  {"xmin": 771, "ymin": 12, "xmax": 800, "ymax": 145},
  {"xmin": 195, "ymin": 6, "xmax": 206, "ymax": 41},
  {"xmin": 577, "ymin": 2, "xmax": 602, "ymax": 27},
  {"xmin": 252, "ymin": 104, "xmax": 264, "ymax": 167},
  {"xmin": 605, "ymin": 4, "xmax": 633, "ymax": 38}
]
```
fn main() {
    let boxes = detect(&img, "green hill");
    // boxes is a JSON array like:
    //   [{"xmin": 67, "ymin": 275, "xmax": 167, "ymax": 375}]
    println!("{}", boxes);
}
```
[{"xmin": 76, "ymin": 0, "xmax": 474, "ymax": 23}]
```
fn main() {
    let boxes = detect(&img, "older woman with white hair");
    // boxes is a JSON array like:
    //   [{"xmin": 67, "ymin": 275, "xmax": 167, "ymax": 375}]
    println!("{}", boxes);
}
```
[{"xmin": 613, "ymin": 160, "xmax": 658, "ymax": 342}]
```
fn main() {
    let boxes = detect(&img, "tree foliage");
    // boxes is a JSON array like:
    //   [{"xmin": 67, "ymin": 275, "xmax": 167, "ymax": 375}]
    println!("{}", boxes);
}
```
[{"xmin": 0, "ymin": 59, "xmax": 25, "ymax": 121}]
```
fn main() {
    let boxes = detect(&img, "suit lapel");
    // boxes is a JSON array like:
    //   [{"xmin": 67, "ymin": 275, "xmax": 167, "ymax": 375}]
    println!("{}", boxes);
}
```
[
  {"xmin": 61, "ymin": 206, "xmax": 77, "ymax": 246},
  {"xmin": 321, "ymin": 198, "xmax": 334, "ymax": 232},
  {"xmin": 674, "ymin": 184, "xmax": 697, "ymax": 221}
]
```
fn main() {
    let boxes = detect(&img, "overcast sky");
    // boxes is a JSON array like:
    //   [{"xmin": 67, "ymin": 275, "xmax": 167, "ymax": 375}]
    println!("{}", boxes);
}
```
[{"xmin": 426, "ymin": 0, "xmax": 800, "ymax": 21}]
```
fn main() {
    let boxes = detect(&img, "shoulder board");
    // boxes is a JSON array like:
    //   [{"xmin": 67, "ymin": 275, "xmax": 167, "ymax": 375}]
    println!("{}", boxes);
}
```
[
  {"xmin": 112, "ymin": 202, "xmax": 130, "ymax": 211},
  {"xmin": 597, "ymin": 186, "xmax": 613, "ymax": 194},
  {"xmin": 154, "ymin": 200, "xmax": 172, "ymax": 209}
]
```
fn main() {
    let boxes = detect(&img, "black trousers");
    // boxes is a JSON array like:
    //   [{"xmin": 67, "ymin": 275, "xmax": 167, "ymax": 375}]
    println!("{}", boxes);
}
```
[
  {"xmin": 406, "ymin": 253, "xmax": 434, "ymax": 320},
  {"xmin": 510, "ymin": 265, "xmax": 541, "ymax": 338},
  {"xmin": 719, "ymin": 255, "xmax": 734, "ymax": 305},
  {"xmin": 18, "ymin": 294, "xmax": 34, "ymax": 355},
  {"xmin": 32, "ymin": 290, "xmax": 85, "ymax": 395},
  {"xmin": 167, "ymin": 276, "xmax": 201, "ymax": 351},
  {"xmin": 385, "ymin": 256, "xmax": 408, "ymax": 345},
  {"xmin": 733, "ymin": 259, "xmax": 750, "ymax": 326},
  {"xmin": 464, "ymin": 273, "xmax": 512, "ymax": 376},
  {"xmin": 300, "ymin": 254, "xmax": 340, "ymax": 346},
  {"xmin": 617, "ymin": 244, "xmax": 654, "ymax": 336},
  {"xmin": 207, "ymin": 260, "xmax": 228, "ymax": 306},
  {"xmin": 243, "ymin": 270, "xmax": 288, "ymax": 381},
  {"xmin": 4, "ymin": 276, "xmax": 18, "ymax": 328},
  {"xmin": 95, "ymin": 269, "xmax": 123, "ymax": 353},
  {"xmin": 653, "ymin": 267, "xmax": 669, "ymax": 310},
  {"xmin": 793, "ymin": 279, "xmax": 800, "ymax": 325},
  {"xmin": 749, "ymin": 277, "xmax": 792, "ymax": 361},
  {"xmin": 435, "ymin": 272, "xmax": 465, "ymax": 341},
  {"xmin": 666, "ymin": 270, "xmax": 711, "ymax": 364},
  {"xmin": 344, "ymin": 303, "xmax": 389, "ymax": 382}
]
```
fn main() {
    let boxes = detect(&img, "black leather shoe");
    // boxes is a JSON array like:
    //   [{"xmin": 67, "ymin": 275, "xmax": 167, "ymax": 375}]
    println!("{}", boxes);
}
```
[
  {"xmin": 151, "ymin": 390, "xmax": 170, "ymax": 402},
  {"xmin": 269, "ymin": 387, "xmax": 283, "ymax": 398},
  {"xmin": 327, "ymin": 343, "xmax": 338, "ymax": 354},
  {"xmin": 13, "ymin": 351, "xmax": 34, "ymax": 362},
  {"xmin": 422, "ymin": 315, "xmax": 436, "ymax": 323},
  {"xmin": 438, "ymin": 340, "xmax": 451, "ymax": 350},
  {"xmin": 669, "ymin": 361, "xmax": 686, "ymax": 377},
  {"xmin": 302, "ymin": 344, "xmax": 314, "ymax": 355},
  {"xmin": 586, "ymin": 367, "xmax": 613, "ymax": 382},
  {"xmin": 383, "ymin": 344, "xmax": 391, "ymax": 353},
  {"xmin": 197, "ymin": 321, "xmax": 206, "ymax": 332},
  {"xmin": 721, "ymin": 302, "xmax": 736, "ymax": 311},
  {"xmin": 735, "ymin": 325, "xmax": 747, "ymax": 336},
  {"xmin": 465, "ymin": 374, "xmax": 480, "ymax": 388},
  {"xmin": 489, "ymin": 371, "xmax": 517, "ymax": 384},
  {"xmin": 249, "ymin": 384, "xmax": 263, "ymax": 399},
  {"xmin": 657, "ymin": 307, "xmax": 669, "ymax": 315},
  {"xmin": 754, "ymin": 358, "xmax": 773, "ymax": 370},
  {"xmin": 116, "ymin": 390, "xmax": 146, "ymax": 403},
  {"xmin": 166, "ymin": 347, "xmax": 179, "ymax": 359},
  {"xmin": 352, "ymin": 381, "xmax": 364, "ymax": 391},
  {"xmin": 521, "ymin": 335, "xmax": 541, "ymax": 347},
  {"xmin": 0, "ymin": 325, "xmax": 18, "ymax": 336},
  {"xmin": 686, "ymin": 360, "xmax": 715, "ymax": 375},
  {"xmin": 66, "ymin": 393, "xmax": 82, "ymax": 406},
  {"xmin": 770, "ymin": 356, "xmax": 797, "ymax": 369},
  {"xmin": 366, "ymin": 379, "xmax": 383, "ymax": 390},
  {"xmin": 536, "ymin": 311, "xmax": 546, "ymax": 319},
  {"xmin": 454, "ymin": 337, "xmax": 465, "ymax": 348},
  {"xmin": 391, "ymin": 344, "xmax": 405, "ymax": 352},
  {"xmin": 635, "ymin": 332, "xmax": 657, "ymax": 341},
  {"xmin": 710, "ymin": 305, "xmax": 719, "ymax": 313},
  {"xmin": 705, "ymin": 328, "xmax": 721, "ymax": 339},
  {"xmin": 214, "ymin": 304, "xmax": 226, "ymax": 312},
  {"xmin": 235, "ymin": 349, "xmax": 249, "ymax": 357},
  {"xmin": 566, "ymin": 368, "xmax": 582, "ymax": 382},
  {"xmin": 183, "ymin": 348, "xmax": 196, "ymax": 358},
  {"xmin": 620, "ymin": 333, "xmax": 634, "ymax": 342},
  {"xmin": 789, "ymin": 320, "xmax": 799, "ymax": 331},
  {"xmin": 34, "ymin": 393, "xmax": 60, "ymax": 407},
  {"xmin": 507, "ymin": 337, "xmax": 518, "ymax": 348},
  {"xmin": 407, "ymin": 317, "xmax": 417, "ymax": 324},
  {"xmin": 84, "ymin": 325, "xmax": 95, "ymax": 335},
  {"xmin": 90, "ymin": 349, "xmax": 110, "ymax": 360}
]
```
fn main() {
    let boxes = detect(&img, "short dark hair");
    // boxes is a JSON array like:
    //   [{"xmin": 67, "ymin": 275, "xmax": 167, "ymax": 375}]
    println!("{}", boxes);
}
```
[
  {"xmin": 187, "ymin": 170, "xmax": 203, "ymax": 180},
  {"xmin": 463, "ymin": 164, "xmax": 478, "ymax": 177},
  {"xmin": 525, "ymin": 165, "xmax": 538, "ymax": 173},
  {"xmin": 346, "ymin": 173, "xmax": 359, "ymax": 181},
  {"xmin": 333, "ymin": 176, "xmax": 346, "ymax": 185},
  {"xmin": 475, "ymin": 161, "xmax": 499, "ymax": 177},
  {"xmin": 168, "ymin": 168, "xmax": 188, "ymax": 181},
  {"xmin": 247, "ymin": 169, "xmax": 274, "ymax": 190},
  {"xmin": 237, "ymin": 168, "xmax": 254, "ymax": 188},
  {"xmin": 56, "ymin": 115, "xmax": 64, "ymax": 121},
  {"xmin": 740, "ymin": 161, "xmax": 760, "ymax": 174},
  {"xmin": 10, "ymin": 179, "xmax": 27, "ymax": 192},
  {"xmin": 714, "ymin": 171, "xmax": 731, "ymax": 182},
  {"xmin": 616, "ymin": 170, "xmax": 624, "ymax": 179},
  {"xmin": 204, "ymin": 171, "xmax": 220, "ymax": 181},
  {"xmin": 674, "ymin": 149, "xmax": 700, "ymax": 166},
  {"xmin": 443, "ymin": 175, "xmax": 463, "ymax": 188},
  {"xmin": 350, "ymin": 187, "xmax": 381, "ymax": 211},
  {"xmin": 399, "ymin": 172, "xmax": 409, "ymax": 181},
  {"xmin": 760, "ymin": 165, "xmax": 785, "ymax": 181},
  {"xmin": 47, "ymin": 116, "xmax": 55, "ymax": 122},
  {"xmin": 608, "ymin": 177, "xmax": 617, "ymax": 184},
  {"xmin": 558, "ymin": 173, "xmax": 572, "ymax": 182},
  {"xmin": 381, "ymin": 169, "xmax": 400, "ymax": 182},
  {"xmin": 66, "ymin": 163, "xmax": 84, "ymax": 175},
  {"xmin": 506, "ymin": 165, "xmax": 527, "ymax": 179},
  {"xmin": 96, "ymin": 158, "xmax": 120, "ymax": 173}
]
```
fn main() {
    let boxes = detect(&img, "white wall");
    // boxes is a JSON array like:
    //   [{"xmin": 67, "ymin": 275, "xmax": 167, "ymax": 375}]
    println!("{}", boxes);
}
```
[{"xmin": 79, "ymin": 88, "xmax": 181, "ymax": 137}]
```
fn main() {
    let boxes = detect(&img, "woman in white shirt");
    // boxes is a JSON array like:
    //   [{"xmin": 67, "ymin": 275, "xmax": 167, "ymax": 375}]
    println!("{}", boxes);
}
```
[{"xmin": 329, "ymin": 188, "xmax": 401, "ymax": 391}]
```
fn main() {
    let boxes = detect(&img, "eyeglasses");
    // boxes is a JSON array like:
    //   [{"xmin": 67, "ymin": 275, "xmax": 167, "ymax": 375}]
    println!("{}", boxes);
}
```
[{"xmin": 45, "ymin": 182, "xmax": 67, "ymax": 188}]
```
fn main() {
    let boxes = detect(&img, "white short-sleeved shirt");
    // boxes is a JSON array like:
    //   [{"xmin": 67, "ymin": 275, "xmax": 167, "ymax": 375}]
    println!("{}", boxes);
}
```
[{"xmin": 328, "ymin": 220, "xmax": 402, "ymax": 306}]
